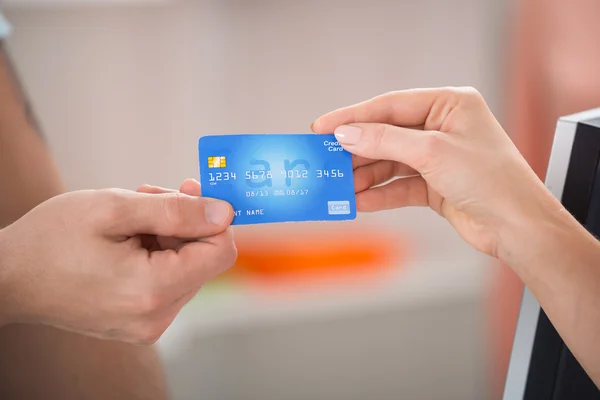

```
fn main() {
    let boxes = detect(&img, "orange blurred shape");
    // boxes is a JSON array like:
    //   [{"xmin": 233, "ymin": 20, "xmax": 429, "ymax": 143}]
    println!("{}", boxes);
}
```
[{"xmin": 227, "ymin": 223, "xmax": 407, "ymax": 283}]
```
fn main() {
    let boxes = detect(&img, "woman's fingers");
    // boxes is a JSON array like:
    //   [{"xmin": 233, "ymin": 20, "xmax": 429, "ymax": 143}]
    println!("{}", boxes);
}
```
[
  {"xmin": 311, "ymin": 87, "xmax": 457, "ymax": 135},
  {"xmin": 356, "ymin": 175, "xmax": 429, "ymax": 212},
  {"xmin": 333, "ymin": 123, "xmax": 441, "ymax": 172},
  {"xmin": 354, "ymin": 160, "xmax": 417, "ymax": 192},
  {"xmin": 352, "ymin": 155, "xmax": 378, "ymax": 169}
]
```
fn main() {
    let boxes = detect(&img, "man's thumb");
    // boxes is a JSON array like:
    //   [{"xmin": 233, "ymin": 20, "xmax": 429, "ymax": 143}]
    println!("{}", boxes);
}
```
[{"xmin": 104, "ymin": 191, "xmax": 233, "ymax": 238}]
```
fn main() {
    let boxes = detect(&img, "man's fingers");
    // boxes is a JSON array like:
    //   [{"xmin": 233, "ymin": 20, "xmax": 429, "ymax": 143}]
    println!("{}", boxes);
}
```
[
  {"xmin": 177, "ymin": 230, "xmax": 237, "ymax": 282},
  {"xmin": 137, "ymin": 185, "xmax": 177, "ymax": 195},
  {"xmin": 136, "ymin": 181, "xmax": 203, "ymax": 249},
  {"xmin": 354, "ymin": 160, "xmax": 417, "ymax": 193},
  {"xmin": 179, "ymin": 179, "xmax": 201, "ymax": 197},
  {"xmin": 356, "ymin": 176, "xmax": 429, "ymax": 212},
  {"xmin": 137, "ymin": 179, "xmax": 201, "ymax": 197},
  {"xmin": 123, "ymin": 229, "xmax": 236, "ymax": 344},
  {"xmin": 100, "ymin": 190, "xmax": 233, "ymax": 238},
  {"xmin": 332, "ymin": 123, "xmax": 441, "ymax": 172},
  {"xmin": 148, "ymin": 229, "xmax": 237, "ymax": 288}
]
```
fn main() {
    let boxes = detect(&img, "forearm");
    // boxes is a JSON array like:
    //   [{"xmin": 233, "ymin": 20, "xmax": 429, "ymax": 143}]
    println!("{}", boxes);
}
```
[
  {"xmin": 0, "ymin": 41, "xmax": 63, "ymax": 225},
  {"xmin": 0, "ymin": 42, "xmax": 169, "ymax": 399},
  {"xmin": 0, "ymin": 227, "xmax": 18, "ymax": 327},
  {"xmin": 0, "ymin": 40, "xmax": 63, "ymax": 321},
  {"xmin": 501, "ymin": 192, "xmax": 600, "ymax": 386},
  {"xmin": 0, "ymin": 325, "xmax": 168, "ymax": 400},
  {"xmin": 0, "ymin": 230, "xmax": 169, "ymax": 399}
]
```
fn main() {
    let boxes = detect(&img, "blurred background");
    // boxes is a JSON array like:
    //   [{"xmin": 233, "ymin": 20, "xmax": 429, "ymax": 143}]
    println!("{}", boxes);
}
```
[{"xmin": 2, "ymin": 0, "xmax": 599, "ymax": 399}]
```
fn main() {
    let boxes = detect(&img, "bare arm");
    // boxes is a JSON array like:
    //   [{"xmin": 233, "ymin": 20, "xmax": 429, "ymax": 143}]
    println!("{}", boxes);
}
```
[
  {"xmin": 502, "ymin": 195, "xmax": 600, "ymax": 387},
  {"xmin": 0, "ymin": 41, "xmax": 64, "ymax": 223},
  {"xmin": 0, "ymin": 41, "xmax": 168, "ymax": 399},
  {"xmin": 501, "ymin": 1, "xmax": 600, "ymax": 388},
  {"xmin": 312, "ymin": 86, "xmax": 600, "ymax": 388}
]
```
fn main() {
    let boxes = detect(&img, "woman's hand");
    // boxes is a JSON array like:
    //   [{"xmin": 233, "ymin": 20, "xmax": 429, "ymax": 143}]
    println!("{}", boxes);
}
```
[
  {"xmin": 312, "ymin": 87, "xmax": 562, "ymax": 263},
  {"xmin": 314, "ymin": 87, "xmax": 600, "ymax": 386}
]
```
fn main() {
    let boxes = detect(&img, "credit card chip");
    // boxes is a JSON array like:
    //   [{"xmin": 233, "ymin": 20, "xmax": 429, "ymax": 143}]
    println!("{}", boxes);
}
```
[{"xmin": 208, "ymin": 156, "xmax": 226, "ymax": 168}]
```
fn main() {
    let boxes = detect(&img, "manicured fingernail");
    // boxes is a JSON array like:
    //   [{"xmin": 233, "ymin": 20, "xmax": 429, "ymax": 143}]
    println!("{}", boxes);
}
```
[
  {"xmin": 334, "ymin": 125, "xmax": 362, "ymax": 144},
  {"xmin": 205, "ymin": 201, "xmax": 231, "ymax": 225}
]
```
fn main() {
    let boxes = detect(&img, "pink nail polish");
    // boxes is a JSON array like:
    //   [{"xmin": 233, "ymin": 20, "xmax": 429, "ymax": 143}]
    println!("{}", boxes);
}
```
[{"xmin": 334, "ymin": 125, "xmax": 362, "ymax": 145}]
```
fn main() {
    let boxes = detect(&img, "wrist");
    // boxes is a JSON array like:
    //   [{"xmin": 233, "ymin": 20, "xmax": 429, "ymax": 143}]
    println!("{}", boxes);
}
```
[
  {"xmin": 497, "ymin": 186, "xmax": 597, "ymax": 281},
  {"xmin": 0, "ymin": 227, "xmax": 19, "ymax": 327}
]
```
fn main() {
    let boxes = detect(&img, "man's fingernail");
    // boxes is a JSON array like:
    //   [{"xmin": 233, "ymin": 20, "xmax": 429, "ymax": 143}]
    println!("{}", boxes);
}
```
[
  {"xmin": 206, "ymin": 201, "xmax": 231, "ymax": 225},
  {"xmin": 311, "ymin": 117, "xmax": 321, "ymax": 130},
  {"xmin": 334, "ymin": 125, "xmax": 362, "ymax": 145}
]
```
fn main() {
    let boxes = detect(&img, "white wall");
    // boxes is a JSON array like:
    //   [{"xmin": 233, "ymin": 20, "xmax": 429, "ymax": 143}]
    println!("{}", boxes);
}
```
[{"xmin": 4, "ymin": 0, "xmax": 503, "ymax": 191}]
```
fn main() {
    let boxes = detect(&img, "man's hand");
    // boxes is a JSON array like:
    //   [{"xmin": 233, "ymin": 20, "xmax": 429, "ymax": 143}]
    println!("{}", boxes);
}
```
[{"xmin": 0, "ymin": 182, "xmax": 237, "ymax": 344}]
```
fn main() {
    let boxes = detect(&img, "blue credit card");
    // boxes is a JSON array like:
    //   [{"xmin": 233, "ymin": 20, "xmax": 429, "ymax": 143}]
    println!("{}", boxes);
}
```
[{"xmin": 198, "ymin": 134, "xmax": 357, "ymax": 225}]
